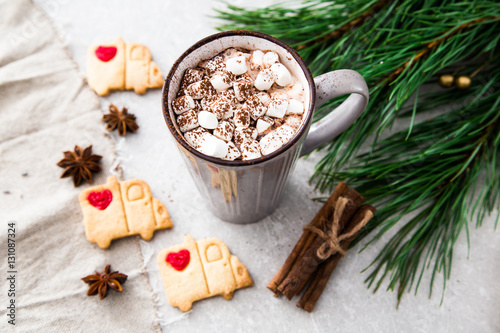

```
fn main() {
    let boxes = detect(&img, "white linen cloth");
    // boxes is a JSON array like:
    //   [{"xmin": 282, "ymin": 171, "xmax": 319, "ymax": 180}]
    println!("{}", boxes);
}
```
[{"xmin": 0, "ymin": 0, "xmax": 160, "ymax": 331}]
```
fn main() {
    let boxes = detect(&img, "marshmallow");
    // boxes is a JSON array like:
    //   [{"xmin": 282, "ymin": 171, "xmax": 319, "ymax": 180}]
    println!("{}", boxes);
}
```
[
  {"xmin": 259, "ymin": 132, "xmax": 283, "ymax": 155},
  {"xmin": 222, "ymin": 141, "xmax": 241, "ymax": 161},
  {"xmin": 285, "ymin": 115, "xmax": 302, "ymax": 129},
  {"xmin": 263, "ymin": 51, "xmax": 279, "ymax": 67},
  {"xmin": 234, "ymin": 127, "xmax": 258, "ymax": 145},
  {"xmin": 240, "ymin": 140, "xmax": 262, "ymax": 160},
  {"xmin": 233, "ymin": 79, "xmax": 255, "ymax": 101},
  {"xmin": 219, "ymin": 88, "xmax": 237, "ymax": 104},
  {"xmin": 251, "ymin": 50, "xmax": 264, "ymax": 68},
  {"xmin": 256, "ymin": 117, "xmax": 274, "ymax": 134},
  {"xmin": 209, "ymin": 96, "xmax": 232, "ymax": 119},
  {"xmin": 198, "ymin": 110, "xmax": 218, "ymax": 130},
  {"xmin": 177, "ymin": 109, "xmax": 199, "ymax": 132},
  {"xmin": 254, "ymin": 69, "xmax": 275, "ymax": 91},
  {"xmin": 226, "ymin": 56, "xmax": 248, "ymax": 75},
  {"xmin": 274, "ymin": 124, "xmax": 296, "ymax": 143},
  {"xmin": 210, "ymin": 71, "xmax": 234, "ymax": 91},
  {"xmin": 233, "ymin": 107, "xmax": 251, "ymax": 128},
  {"xmin": 213, "ymin": 120, "xmax": 235, "ymax": 141},
  {"xmin": 199, "ymin": 55, "xmax": 225, "ymax": 75},
  {"xmin": 185, "ymin": 78, "xmax": 216, "ymax": 99},
  {"xmin": 210, "ymin": 75, "xmax": 228, "ymax": 92},
  {"xmin": 184, "ymin": 127, "xmax": 208, "ymax": 147},
  {"xmin": 287, "ymin": 99, "xmax": 304, "ymax": 115},
  {"xmin": 286, "ymin": 83, "xmax": 304, "ymax": 100},
  {"xmin": 266, "ymin": 98, "xmax": 288, "ymax": 118},
  {"xmin": 172, "ymin": 95, "xmax": 195, "ymax": 115},
  {"xmin": 222, "ymin": 107, "xmax": 234, "ymax": 120},
  {"xmin": 271, "ymin": 63, "xmax": 292, "ymax": 87},
  {"xmin": 181, "ymin": 68, "xmax": 205, "ymax": 89},
  {"xmin": 198, "ymin": 134, "xmax": 229, "ymax": 158},
  {"xmin": 245, "ymin": 95, "xmax": 267, "ymax": 120},
  {"xmin": 256, "ymin": 92, "xmax": 271, "ymax": 106}
]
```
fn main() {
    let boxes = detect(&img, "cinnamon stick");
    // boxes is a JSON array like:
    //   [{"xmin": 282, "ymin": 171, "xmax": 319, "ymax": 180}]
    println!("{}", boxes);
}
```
[
  {"xmin": 294, "ymin": 189, "xmax": 365, "ymax": 295},
  {"xmin": 297, "ymin": 204, "xmax": 376, "ymax": 312},
  {"xmin": 267, "ymin": 182, "xmax": 349, "ymax": 293},
  {"xmin": 278, "ymin": 231, "xmax": 328, "ymax": 299},
  {"xmin": 337, "ymin": 189, "xmax": 367, "ymax": 226},
  {"xmin": 278, "ymin": 190, "xmax": 365, "ymax": 299}
]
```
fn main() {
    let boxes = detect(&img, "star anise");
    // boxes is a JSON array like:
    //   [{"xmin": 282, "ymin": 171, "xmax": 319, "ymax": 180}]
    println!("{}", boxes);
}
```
[
  {"xmin": 81, "ymin": 265, "xmax": 128, "ymax": 300},
  {"xmin": 57, "ymin": 145, "xmax": 102, "ymax": 186},
  {"xmin": 103, "ymin": 104, "xmax": 139, "ymax": 136}
]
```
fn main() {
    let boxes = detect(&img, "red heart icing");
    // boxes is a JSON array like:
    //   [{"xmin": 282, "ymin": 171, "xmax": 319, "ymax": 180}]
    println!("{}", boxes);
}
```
[
  {"xmin": 87, "ymin": 190, "xmax": 113, "ymax": 210},
  {"xmin": 95, "ymin": 46, "xmax": 117, "ymax": 62},
  {"xmin": 166, "ymin": 249, "xmax": 190, "ymax": 271}
]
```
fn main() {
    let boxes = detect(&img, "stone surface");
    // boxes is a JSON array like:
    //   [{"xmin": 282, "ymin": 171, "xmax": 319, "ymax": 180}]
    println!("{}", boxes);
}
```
[{"xmin": 34, "ymin": 0, "xmax": 500, "ymax": 332}]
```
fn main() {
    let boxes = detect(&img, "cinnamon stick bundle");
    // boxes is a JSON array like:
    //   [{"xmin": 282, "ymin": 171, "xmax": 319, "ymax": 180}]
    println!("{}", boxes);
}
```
[
  {"xmin": 267, "ymin": 182, "xmax": 349, "ymax": 294},
  {"xmin": 297, "ymin": 204, "xmax": 376, "ymax": 312},
  {"xmin": 268, "ymin": 182, "xmax": 376, "ymax": 311}
]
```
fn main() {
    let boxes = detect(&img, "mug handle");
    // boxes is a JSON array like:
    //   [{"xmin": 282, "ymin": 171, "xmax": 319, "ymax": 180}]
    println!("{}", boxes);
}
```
[{"xmin": 300, "ymin": 69, "xmax": 369, "ymax": 156}]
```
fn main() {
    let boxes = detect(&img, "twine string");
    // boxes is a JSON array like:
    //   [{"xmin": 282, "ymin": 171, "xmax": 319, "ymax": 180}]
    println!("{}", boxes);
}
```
[{"xmin": 304, "ymin": 197, "xmax": 374, "ymax": 260}]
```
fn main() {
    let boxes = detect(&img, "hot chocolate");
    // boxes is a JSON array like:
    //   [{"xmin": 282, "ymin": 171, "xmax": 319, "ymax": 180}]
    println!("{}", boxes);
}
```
[{"xmin": 173, "ymin": 48, "xmax": 306, "ymax": 161}]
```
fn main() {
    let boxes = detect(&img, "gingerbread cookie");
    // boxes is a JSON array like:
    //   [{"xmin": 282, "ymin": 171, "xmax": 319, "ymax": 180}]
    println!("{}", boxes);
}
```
[
  {"xmin": 79, "ymin": 176, "xmax": 173, "ymax": 248},
  {"xmin": 87, "ymin": 37, "xmax": 163, "ymax": 96},
  {"xmin": 157, "ymin": 235, "xmax": 253, "ymax": 312}
]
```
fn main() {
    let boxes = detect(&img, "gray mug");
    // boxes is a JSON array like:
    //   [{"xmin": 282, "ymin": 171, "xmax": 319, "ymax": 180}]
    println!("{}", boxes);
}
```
[{"xmin": 162, "ymin": 31, "xmax": 369, "ymax": 224}]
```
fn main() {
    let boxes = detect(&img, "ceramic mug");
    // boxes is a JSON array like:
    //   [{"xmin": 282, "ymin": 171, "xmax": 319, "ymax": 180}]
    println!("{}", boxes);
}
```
[{"xmin": 162, "ymin": 30, "xmax": 369, "ymax": 224}]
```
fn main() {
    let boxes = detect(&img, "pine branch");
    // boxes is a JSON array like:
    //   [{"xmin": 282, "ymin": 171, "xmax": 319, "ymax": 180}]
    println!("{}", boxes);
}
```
[
  {"xmin": 295, "ymin": 0, "xmax": 391, "ymax": 51},
  {"xmin": 384, "ymin": 16, "xmax": 493, "ymax": 84}
]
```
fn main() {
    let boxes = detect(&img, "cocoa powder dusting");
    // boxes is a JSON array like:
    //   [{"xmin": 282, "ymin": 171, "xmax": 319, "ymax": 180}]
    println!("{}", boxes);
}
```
[{"xmin": 173, "ymin": 47, "xmax": 307, "ymax": 161}]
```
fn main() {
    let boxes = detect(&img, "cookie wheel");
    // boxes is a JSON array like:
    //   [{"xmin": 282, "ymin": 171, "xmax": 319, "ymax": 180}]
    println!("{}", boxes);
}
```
[
  {"xmin": 96, "ymin": 238, "xmax": 112, "ymax": 249},
  {"xmin": 222, "ymin": 291, "xmax": 234, "ymax": 300},
  {"xmin": 139, "ymin": 229, "xmax": 154, "ymax": 241}
]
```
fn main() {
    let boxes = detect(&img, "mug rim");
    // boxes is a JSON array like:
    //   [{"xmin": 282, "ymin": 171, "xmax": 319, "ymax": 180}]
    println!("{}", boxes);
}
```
[{"xmin": 162, "ymin": 30, "xmax": 316, "ymax": 166}]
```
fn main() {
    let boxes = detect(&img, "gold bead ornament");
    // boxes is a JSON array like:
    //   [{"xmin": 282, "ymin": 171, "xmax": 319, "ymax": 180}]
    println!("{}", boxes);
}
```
[
  {"xmin": 439, "ymin": 64, "xmax": 486, "ymax": 90},
  {"xmin": 438, "ymin": 74, "xmax": 454, "ymax": 88},
  {"xmin": 455, "ymin": 76, "xmax": 471, "ymax": 90}
]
